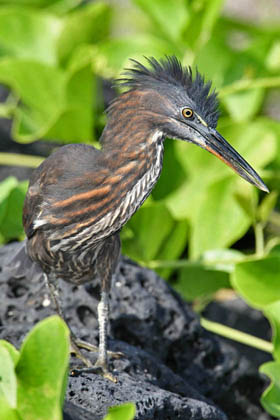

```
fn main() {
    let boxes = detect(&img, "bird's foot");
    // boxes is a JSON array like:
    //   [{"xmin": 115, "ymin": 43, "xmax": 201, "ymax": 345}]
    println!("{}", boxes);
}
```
[
  {"xmin": 70, "ymin": 338, "xmax": 121, "ymax": 382},
  {"xmin": 74, "ymin": 338, "xmax": 123, "ymax": 359},
  {"xmin": 71, "ymin": 357, "xmax": 117, "ymax": 383}
]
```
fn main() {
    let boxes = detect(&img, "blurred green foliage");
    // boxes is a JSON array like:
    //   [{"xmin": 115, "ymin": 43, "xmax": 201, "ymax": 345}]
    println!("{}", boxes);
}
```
[{"xmin": 0, "ymin": 0, "xmax": 280, "ymax": 416}]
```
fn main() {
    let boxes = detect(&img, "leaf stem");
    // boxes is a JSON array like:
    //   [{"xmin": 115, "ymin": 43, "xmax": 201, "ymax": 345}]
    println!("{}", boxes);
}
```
[
  {"xmin": 0, "ymin": 153, "xmax": 43, "ymax": 168},
  {"xmin": 144, "ymin": 255, "xmax": 259, "ymax": 271},
  {"xmin": 254, "ymin": 222, "xmax": 265, "ymax": 257},
  {"xmin": 219, "ymin": 76, "xmax": 280, "ymax": 97},
  {"xmin": 201, "ymin": 317, "xmax": 273, "ymax": 353}
]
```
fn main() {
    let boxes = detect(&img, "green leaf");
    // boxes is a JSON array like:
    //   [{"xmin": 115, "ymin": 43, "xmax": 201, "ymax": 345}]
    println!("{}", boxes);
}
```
[
  {"xmin": 190, "ymin": 177, "xmax": 251, "ymax": 258},
  {"xmin": 104, "ymin": 403, "xmax": 136, "ymax": 420},
  {"xmin": 0, "ymin": 7, "xmax": 61, "ymax": 65},
  {"xmin": 231, "ymin": 256, "xmax": 280, "ymax": 308},
  {"xmin": 0, "ymin": 59, "xmax": 65, "ymax": 142},
  {"xmin": 16, "ymin": 316, "xmax": 70, "ymax": 420},
  {"xmin": 96, "ymin": 36, "xmax": 175, "ymax": 77},
  {"xmin": 156, "ymin": 219, "xmax": 188, "ymax": 278},
  {"xmin": 0, "ymin": 180, "xmax": 28, "ymax": 240},
  {"xmin": 0, "ymin": 346, "xmax": 17, "ymax": 408},
  {"xmin": 219, "ymin": 119, "xmax": 277, "ymax": 170},
  {"xmin": 45, "ymin": 55, "xmax": 94, "ymax": 143},
  {"xmin": 45, "ymin": 0, "xmax": 83, "ymax": 15},
  {"xmin": 122, "ymin": 202, "xmax": 175, "ymax": 262},
  {"xmin": 0, "ymin": 397, "xmax": 19, "ymax": 420},
  {"xmin": 133, "ymin": 0, "xmax": 189, "ymax": 43},
  {"xmin": 192, "ymin": 0, "xmax": 225, "ymax": 51},
  {"xmin": 0, "ymin": 340, "xmax": 19, "ymax": 365},
  {"xmin": 0, "ymin": 57, "xmax": 94, "ymax": 143},
  {"xmin": 0, "ymin": 0, "xmax": 78, "ymax": 10},
  {"xmin": 222, "ymin": 88, "xmax": 265, "ymax": 122},
  {"xmin": 165, "ymin": 118, "xmax": 275, "ymax": 222},
  {"xmin": 152, "ymin": 141, "xmax": 187, "ymax": 201},
  {"xmin": 260, "ymin": 362, "xmax": 280, "ymax": 417},
  {"xmin": 175, "ymin": 263, "xmax": 229, "ymax": 301},
  {"xmin": 57, "ymin": 2, "xmax": 112, "ymax": 65}
]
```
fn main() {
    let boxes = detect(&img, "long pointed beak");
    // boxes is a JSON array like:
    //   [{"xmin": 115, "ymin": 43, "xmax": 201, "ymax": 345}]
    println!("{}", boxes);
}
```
[{"xmin": 195, "ymin": 126, "xmax": 269, "ymax": 193}]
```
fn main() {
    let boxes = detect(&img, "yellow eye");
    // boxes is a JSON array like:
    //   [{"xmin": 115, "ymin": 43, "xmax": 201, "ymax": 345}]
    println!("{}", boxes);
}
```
[{"xmin": 182, "ymin": 108, "xmax": 193, "ymax": 119}]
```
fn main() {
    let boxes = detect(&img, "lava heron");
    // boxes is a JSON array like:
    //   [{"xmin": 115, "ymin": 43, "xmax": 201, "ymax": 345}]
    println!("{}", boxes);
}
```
[{"xmin": 22, "ymin": 56, "xmax": 268, "ymax": 381}]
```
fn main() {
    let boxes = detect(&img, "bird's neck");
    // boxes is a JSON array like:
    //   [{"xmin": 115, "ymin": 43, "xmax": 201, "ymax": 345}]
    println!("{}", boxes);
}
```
[
  {"xmin": 100, "ymin": 103, "xmax": 165, "ymax": 186},
  {"xmin": 96, "ymin": 117, "xmax": 165, "ymax": 235}
]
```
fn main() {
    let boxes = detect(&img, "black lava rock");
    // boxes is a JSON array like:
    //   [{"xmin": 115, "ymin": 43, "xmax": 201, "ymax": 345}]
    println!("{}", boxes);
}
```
[{"xmin": 0, "ymin": 242, "xmax": 271, "ymax": 419}]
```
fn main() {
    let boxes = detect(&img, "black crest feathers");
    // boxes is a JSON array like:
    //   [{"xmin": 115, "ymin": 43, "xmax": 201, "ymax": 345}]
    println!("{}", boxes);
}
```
[{"xmin": 119, "ymin": 56, "xmax": 219, "ymax": 127}]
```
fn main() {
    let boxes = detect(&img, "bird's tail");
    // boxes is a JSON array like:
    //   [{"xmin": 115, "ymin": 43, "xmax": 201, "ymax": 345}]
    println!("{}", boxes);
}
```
[{"xmin": 0, "ymin": 239, "xmax": 44, "ymax": 283}]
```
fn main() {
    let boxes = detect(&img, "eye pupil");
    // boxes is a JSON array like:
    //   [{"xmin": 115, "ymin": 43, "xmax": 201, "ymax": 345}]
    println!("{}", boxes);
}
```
[{"xmin": 182, "ymin": 108, "xmax": 193, "ymax": 118}]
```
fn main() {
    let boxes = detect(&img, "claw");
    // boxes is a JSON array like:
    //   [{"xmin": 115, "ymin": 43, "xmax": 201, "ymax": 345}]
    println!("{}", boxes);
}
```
[{"xmin": 70, "ymin": 364, "xmax": 118, "ymax": 383}]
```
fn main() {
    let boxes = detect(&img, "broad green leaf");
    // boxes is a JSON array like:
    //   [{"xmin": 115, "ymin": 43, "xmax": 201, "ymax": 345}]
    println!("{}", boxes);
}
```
[
  {"xmin": 260, "ymin": 362, "xmax": 280, "ymax": 417},
  {"xmin": 195, "ymin": 37, "xmax": 233, "ymax": 87},
  {"xmin": 57, "ymin": 2, "xmax": 112, "ymax": 65},
  {"xmin": 0, "ymin": 59, "xmax": 65, "ymax": 142},
  {"xmin": 219, "ymin": 119, "xmax": 277, "ymax": 169},
  {"xmin": 104, "ymin": 403, "xmax": 136, "ymax": 420},
  {"xmin": 96, "ymin": 36, "xmax": 175, "ymax": 77},
  {"xmin": 0, "ymin": 57, "xmax": 94, "ymax": 143},
  {"xmin": 45, "ymin": 57, "xmax": 94, "ymax": 143},
  {"xmin": 0, "ymin": 180, "xmax": 28, "ymax": 240},
  {"xmin": 122, "ymin": 202, "xmax": 175, "ymax": 262},
  {"xmin": 0, "ymin": 7, "xmax": 61, "ymax": 65},
  {"xmin": 152, "ymin": 141, "xmax": 187, "ymax": 201},
  {"xmin": 231, "ymin": 256, "xmax": 280, "ymax": 307},
  {"xmin": 269, "ymin": 244, "xmax": 280, "ymax": 256},
  {"xmin": 156, "ymin": 219, "xmax": 189, "ymax": 278},
  {"xmin": 45, "ymin": 0, "xmax": 83, "ymax": 15},
  {"xmin": 0, "ymin": 346, "xmax": 17, "ymax": 408},
  {"xmin": 0, "ymin": 397, "xmax": 19, "ymax": 420},
  {"xmin": 16, "ymin": 316, "xmax": 70, "ymax": 420},
  {"xmin": 222, "ymin": 88, "xmax": 265, "ymax": 122},
  {"xmin": 133, "ymin": 0, "xmax": 189, "ymax": 43},
  {"xmin": 165, "ymin": 118, "xmax": 275, "ymax": 222},
  {"xmin": 0, "ymin": 340, "xmax": 19, "ymax": 365},
  {"xmin": 190, "ymin": 177, "xmax": 251, "ymax": 258},
  {"xmin": 0, "ymin": 0, "xmax": 78, "ymax": 9},
  {"xmin": 192, "ymin": 0, "xmax": 225, "ymax": 52},
  {"xmin": 175, "ymin": 263, "xmax": 229, "ymax": 301}
]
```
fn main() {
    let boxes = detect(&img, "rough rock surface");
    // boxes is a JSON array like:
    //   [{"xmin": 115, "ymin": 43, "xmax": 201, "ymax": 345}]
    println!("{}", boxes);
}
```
[{"xmin": 0, "ymin": 242, "xmax": 271, "ymax": 420}]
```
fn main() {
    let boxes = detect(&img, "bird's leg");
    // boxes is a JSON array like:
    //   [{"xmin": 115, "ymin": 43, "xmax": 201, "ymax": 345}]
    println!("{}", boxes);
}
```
[
  {"xmin": 44, "ymin": 273, "xmax": 94, "ymax": 368},
  {"xmin": 94, "ymin": 290, "xmax": 111, "ymax": 371},
  {"xmin": 94, "ymin": 234, "xmax": 122, "ymax": 381},
  {"xmin": 72, "ymin": 234, "xmax": 122, "ymax": 382}
]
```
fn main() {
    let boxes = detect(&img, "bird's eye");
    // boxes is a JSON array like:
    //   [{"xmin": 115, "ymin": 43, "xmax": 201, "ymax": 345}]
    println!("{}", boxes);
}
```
[{"xmin": 182, "ymin": 108, "xmax": 193, "ymax": 119}]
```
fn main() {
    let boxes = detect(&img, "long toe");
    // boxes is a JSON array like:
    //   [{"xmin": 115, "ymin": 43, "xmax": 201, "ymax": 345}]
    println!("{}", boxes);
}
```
[
  {"xmin": 70, "ymin": 339, "xmax": 94, "ymax": 367},
  {"xmin": 107, "ymin": 350, "xmax": 124, "ymax": 359},
  {"xmin": 73, "ymin": 338, "xmax": 124, "ymax": 359},
  {"xmin": 74, "ymin": 338, "xmax": 99, "ymax": 352}
]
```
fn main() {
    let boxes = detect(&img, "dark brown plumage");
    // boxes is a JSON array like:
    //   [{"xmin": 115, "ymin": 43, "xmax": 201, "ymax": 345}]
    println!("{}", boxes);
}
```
[{"xmin": 22, "ymin": 56, "xmax": 268, "ymax": 381}]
